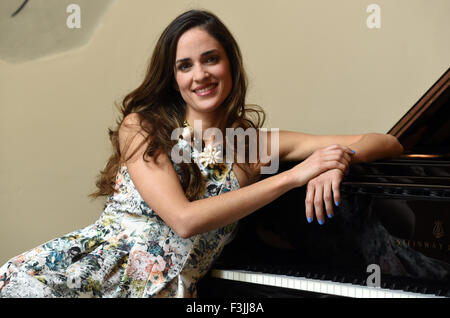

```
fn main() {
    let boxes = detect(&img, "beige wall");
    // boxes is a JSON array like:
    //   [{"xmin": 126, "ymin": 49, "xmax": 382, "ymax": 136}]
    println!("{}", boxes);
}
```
[{"xmin": 1, "ymin": 0, "xmax": 449, "ymax": 264}]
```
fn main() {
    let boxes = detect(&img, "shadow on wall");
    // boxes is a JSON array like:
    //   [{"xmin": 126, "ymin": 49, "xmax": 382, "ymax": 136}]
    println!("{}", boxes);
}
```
[{"xmin": 0, "ymin": 0, "xmax": 116, "ymax": 63}]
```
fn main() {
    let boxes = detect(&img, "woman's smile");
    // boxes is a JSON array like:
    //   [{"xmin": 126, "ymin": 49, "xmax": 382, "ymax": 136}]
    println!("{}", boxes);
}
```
[{"xmin": 193, "ymin": 83, "xmax": 218, "ymax": 96}]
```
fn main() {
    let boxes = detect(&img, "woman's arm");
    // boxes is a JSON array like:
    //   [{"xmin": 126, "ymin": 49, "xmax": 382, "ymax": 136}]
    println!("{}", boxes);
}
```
[
  {"xmin": 275, "ymin": 130, "xmax": 403, "ymax": 163},
  {"xmin": 120, "ymin": 114, "xmax": 354, "ymax": 238},
  {"xmin": 347, "ymin": 133, "xmax": 404, "ymax": 163}
]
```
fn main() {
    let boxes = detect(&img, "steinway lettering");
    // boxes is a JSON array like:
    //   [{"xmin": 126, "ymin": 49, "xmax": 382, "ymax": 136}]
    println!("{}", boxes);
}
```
[{"xmin": 393, "ymin": 239, "xmax": 450, "ymax": 251}]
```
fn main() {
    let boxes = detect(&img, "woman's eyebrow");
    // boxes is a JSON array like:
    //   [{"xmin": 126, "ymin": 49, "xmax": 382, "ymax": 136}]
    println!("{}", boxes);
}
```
[{"xmin": 176, "ymin": 49, "xmax": 219, "ymax": 64}]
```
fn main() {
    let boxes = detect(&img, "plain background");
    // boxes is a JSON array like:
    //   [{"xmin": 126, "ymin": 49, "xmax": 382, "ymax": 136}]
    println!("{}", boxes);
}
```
[{"xmin": 0, "ymin": 0, "xmax": 449, "ymax": 264}]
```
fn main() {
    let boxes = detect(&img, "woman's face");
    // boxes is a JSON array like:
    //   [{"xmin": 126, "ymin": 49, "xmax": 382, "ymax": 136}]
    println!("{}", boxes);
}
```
[{"xmin": 174, "ymin": 27, "xmax": 232, "ymax": 118}]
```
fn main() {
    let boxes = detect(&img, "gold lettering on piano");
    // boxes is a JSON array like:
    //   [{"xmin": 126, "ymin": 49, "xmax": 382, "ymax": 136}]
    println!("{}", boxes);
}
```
[{"xmin": 392, "ymin": 239, "xmax": 449, "ymax": 253}]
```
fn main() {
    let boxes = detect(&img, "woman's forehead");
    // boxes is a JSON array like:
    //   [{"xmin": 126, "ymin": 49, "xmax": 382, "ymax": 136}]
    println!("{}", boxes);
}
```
[{"xmin": 176, "ymin": 28, "xmax": 224, "ymax": 59}]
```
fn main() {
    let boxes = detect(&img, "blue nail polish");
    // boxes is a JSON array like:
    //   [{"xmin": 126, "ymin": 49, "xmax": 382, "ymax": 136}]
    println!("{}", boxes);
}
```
[
  {"xmin": 351, "ymin": 150, "xmax": 356, "ymax": 154},
  {"xmin": 318, "ymin": 219, "xmax": 324, "ymax": 225},
  {"xmin": 307, "ymin": 217, "xmax": 312, "ymax": 223},
  {"xmin": 328, "ymin": 214, "xmax": 333, "ymax": 219},
  {"xmin": 335, "ymin": 201, "xmax": 340, "ymax": 206}
]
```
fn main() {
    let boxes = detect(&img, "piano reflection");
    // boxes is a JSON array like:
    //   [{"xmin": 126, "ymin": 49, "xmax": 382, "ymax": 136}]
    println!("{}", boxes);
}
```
[{"xmin": 197, "ymin": 67, "xmax": 450, "ymax": 298}]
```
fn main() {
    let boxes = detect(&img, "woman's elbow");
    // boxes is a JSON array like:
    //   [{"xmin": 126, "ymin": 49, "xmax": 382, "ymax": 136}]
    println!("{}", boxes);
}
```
[
  {"xmin": 173, "ymin": 210, "xmax": 196, "ymax": 239},
  {"xmin": 176, "ymin": 228, "xmax": 193, "ymax": 240},
  {"xmin": 377, "ymin": 133, "xmax": 404, "ymax": 158},
  {"xmin": 172, "ymin": 223, "xmax": 193, "ymax": 239},
  {"xmin": 389, "ymin": 134, "xmax": 404, "ymax": 157}
]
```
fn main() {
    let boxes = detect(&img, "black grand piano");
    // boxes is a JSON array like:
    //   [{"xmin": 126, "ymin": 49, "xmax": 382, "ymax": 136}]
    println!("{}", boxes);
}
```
[{"xmin": 197, "ymin": 67, "xmax": 450, "ymax": 298}]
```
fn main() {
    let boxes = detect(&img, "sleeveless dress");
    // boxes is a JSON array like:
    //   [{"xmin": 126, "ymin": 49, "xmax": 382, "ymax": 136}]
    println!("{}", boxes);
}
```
[{"xmin": 0, "ymin": 138, "xmax": 240, "ymax": 298}]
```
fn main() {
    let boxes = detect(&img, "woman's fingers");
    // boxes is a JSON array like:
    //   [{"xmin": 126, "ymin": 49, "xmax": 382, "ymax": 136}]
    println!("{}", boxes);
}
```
[
  {"xmin": 323, "ymin": 182, "xmax": 334, "ymax": 219},
  {"xmin": 326, "ymin": 150, "xmax": 353, "ymax": 167},
  {"xmin": 332, "ymin": 178, "xmax": 341, "ymax": 208},
  {"xmin": 324, "ymin": 160, "xmax": 347, "ymax": 173},
  {"xmin": 325, "ymin": 152, "xmax": 353, "ymax": 173},
  {"xmin": 313, "ymin": 185, "xmax": 325, "ymax": 224},
  {"xmin": 327, "ymin": 144, "xmax": 355, "ymax": 156},
  {"xmin": 305, "ymin": 184, "xmax": 315, "ymax": 223}
]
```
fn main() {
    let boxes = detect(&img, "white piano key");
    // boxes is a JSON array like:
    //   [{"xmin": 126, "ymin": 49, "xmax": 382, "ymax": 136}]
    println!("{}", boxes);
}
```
[
  {"xmin": 341, "ymin": 285, "xmax": 349, "ymax": 297},
  {"xmin": 376, "ymin": 289, "xmax": 386, "ymax": 298},
  {"xmin": 306, "ymin": 280, "xmax": 313, "ymax": 293},
  {"xmin": 362, "ymin": 287, "xmax": 370, "ymax": 298},
  {"xmin": 314, "ymin": 281, "xmax": 321, "ymax": 293},
  {"xmin": 348, "ymin": 284, "xmax": 356, "ymax": 298},
  {"xmin": 268, "ymin": 275, "xmax": 276, "ymax": 287},
  {"xmin": 275, "ymin": 275, "xmax": 281, "ymax": 287},
  {"xmin": 334, "ymin": 283, "xmax": 341, "ymax": 296},
  {"xmin": 320, "ymin": 282, "xmax": 328, "ymax": 294},
  {"xmin": 327, "ymin": 282, "xmax": 335, "ymax": 295},
  {"xmin": 288, "ymin": 277, "xmax": 294, "ymax": 289},
  {"xmin": 300, "ymin": 279, "xmax": 308, "ymax": 291},
  {"xmin": 370, "ymin": 287, "xmax": 381, "ymax": 298},
  {"xmin": 281, "ymin": 276, "xmax": 288, "ymax": 288},
  {"xmin": 355, "ymin": 286, "xmax": 363, "ymax": 298},
  {"xmin": 293, "ymin": 278, "xmax": 301, "ymax": 290}
]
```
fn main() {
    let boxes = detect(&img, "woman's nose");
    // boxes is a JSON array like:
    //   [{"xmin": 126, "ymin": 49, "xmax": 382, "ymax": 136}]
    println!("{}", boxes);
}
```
[{"xmin": 193, "ymin": 64, "xmax": 210, "ymax": 82}]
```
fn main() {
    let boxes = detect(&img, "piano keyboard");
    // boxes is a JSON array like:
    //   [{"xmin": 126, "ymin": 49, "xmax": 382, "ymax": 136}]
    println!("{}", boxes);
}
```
[{"xmin": 211, "ymin": 269, "xmax": 446, "ymax": 298}]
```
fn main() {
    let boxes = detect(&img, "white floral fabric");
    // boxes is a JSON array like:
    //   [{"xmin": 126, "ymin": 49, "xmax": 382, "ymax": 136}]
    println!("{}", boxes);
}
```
[{"xmin": 0, "ymin": 138, "xmax": 240, "ymax": 298}]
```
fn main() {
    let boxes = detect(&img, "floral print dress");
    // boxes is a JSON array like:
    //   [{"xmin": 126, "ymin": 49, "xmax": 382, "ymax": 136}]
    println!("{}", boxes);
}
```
[{"xmin": 0, "ymin": 138, "xmax": 240, "ymax": 298}]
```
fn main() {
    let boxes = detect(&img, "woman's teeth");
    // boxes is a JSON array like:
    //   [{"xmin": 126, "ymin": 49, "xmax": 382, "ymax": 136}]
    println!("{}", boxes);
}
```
[{"xmin": 195, "ymin": 84, "xmax": 217, "ymax": 93}]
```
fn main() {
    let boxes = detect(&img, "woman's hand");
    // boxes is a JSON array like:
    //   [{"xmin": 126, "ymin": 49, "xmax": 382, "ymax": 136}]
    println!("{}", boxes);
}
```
[
  {"xmin": 305, "ymin": 169, "xmax": 343, "ymax": 225},
  {"xmin": 288, "ymin": 144, "xmax": 354, "ymax": 188}
]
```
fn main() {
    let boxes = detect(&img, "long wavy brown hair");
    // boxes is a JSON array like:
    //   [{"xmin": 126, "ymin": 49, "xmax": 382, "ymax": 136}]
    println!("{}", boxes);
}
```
[{"xmin": 89, "ymin": 9, "xmax": 266, "ymax": 202}]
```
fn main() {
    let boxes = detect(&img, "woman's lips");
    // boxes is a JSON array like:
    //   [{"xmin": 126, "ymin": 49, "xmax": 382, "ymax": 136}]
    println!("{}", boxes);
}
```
[{"xmin": 193, "ymin": 83, "xmax": 218, "ymax": 96}]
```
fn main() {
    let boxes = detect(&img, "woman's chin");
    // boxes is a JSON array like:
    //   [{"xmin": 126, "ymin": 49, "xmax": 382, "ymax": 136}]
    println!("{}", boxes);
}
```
[{"xmin": 190, "ymin": 100, "xmax": 223, "ymax": 113}]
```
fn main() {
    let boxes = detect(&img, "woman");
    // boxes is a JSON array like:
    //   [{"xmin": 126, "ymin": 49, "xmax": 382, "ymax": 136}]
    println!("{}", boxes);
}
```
[{"xmin": 0, "ymin": 10, "xmax": 403, "ymax": 298}]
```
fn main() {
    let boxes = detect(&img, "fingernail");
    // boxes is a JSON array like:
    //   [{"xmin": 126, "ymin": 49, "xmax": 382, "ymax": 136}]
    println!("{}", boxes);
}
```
[
  {"xmin": 318, "ymin": 219, "xmax": 324, "ymax": 225},
  {"xmin": 328, "ymin": 213, "xmax": 333, "ymax": 219},
  {"xmin": 307, "ymin": 217, "xmax": 312, "ymax": 223},
  {"xmin": 351, "ymin": 150, "xmax": 356, "ymax": 154},
  {"xmin": 335, "ymin": 201, "xmax": 340, "ymax": 206}
]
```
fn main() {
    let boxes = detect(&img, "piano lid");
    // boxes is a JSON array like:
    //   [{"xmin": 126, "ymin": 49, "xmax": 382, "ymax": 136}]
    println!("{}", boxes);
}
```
[{"xmin": 388, "ymin": 67, "xmax": 450, "ymax": 158}]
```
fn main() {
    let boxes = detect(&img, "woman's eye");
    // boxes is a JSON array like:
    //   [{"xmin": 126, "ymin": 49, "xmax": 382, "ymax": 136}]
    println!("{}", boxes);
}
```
[
  {"xmin": 178, "ymin": 63, "xmax": 191, "ymax": 71},
  {"xmin": 206, "ymin": 56, "xmax": 219, "ymax": 63}
]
